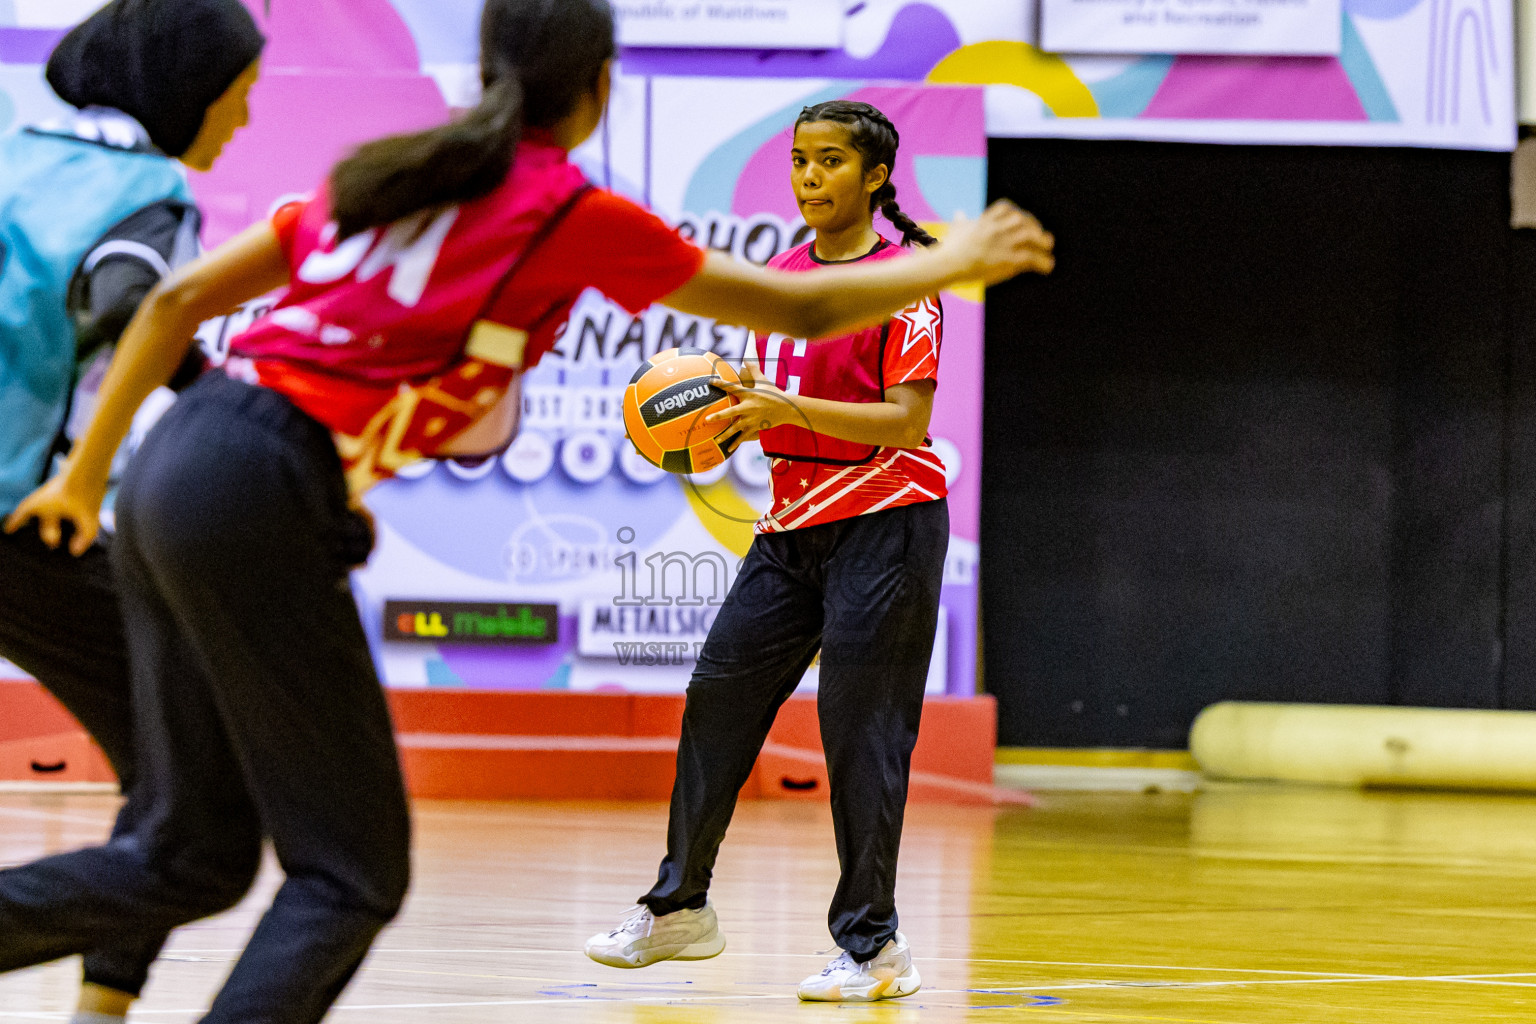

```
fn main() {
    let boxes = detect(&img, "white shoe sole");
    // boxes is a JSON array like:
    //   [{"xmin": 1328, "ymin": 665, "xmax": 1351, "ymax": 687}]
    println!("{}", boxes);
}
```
[
  {"xmin": 586, "ymin": 929, "xmax": 726, "ymax": 969},
  {"xmin": 673, "ymin": 932, "xmax": 728, "ymax": 960},
  {"xmin": 798, "ymin": 966, "xmax": 922, "ymax": 1002}
]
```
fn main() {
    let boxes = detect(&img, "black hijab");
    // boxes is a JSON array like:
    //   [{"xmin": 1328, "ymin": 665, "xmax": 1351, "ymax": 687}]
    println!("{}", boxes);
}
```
[{"xmin": 45, "ymin": 0, "xmax": 266, "ymax": 159}]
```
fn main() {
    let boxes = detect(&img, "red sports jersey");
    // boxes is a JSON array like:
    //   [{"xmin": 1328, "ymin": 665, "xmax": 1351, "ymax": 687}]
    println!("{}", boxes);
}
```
[
  {"xmin": 228, "ymin": 137, "xmax": 704, "ymax": 494},
  {"xmin": 749, "ymin": 238, "xmax": 946, "ymax": 534}
]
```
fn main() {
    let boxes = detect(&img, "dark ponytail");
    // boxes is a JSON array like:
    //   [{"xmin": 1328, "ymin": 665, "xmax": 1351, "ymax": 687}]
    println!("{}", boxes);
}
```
[
  {"xmin": 794, "ymin": 100, "xmax": 937, "ymax": 248},
  {"xmin": 329, "ymin": 0, "xmax": 615, "ymax": 240},
  {"xmin": 331, "ymin": 78, "xmax": 523, "ymax": 241}
]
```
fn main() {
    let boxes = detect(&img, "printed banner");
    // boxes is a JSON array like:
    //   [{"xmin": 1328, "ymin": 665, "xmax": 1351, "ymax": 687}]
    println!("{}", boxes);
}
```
[
  {"xmin": 616, "ymin": 0, "xmax": 844, "ymax": 49},
  {"xmin": 0, "ymin": 4, "xmax": 988, "ymax": 695},
  {"xmin": 1040, "ymin": 0, "xmax": 1343, "ymax": 57},
  {"xmin": 615, "ymin": 0, "xmax": 1515, "ymax": 151},
  {"xmin": 0, "ymin": 0, "xmax": 1516, "ymax": 244}
]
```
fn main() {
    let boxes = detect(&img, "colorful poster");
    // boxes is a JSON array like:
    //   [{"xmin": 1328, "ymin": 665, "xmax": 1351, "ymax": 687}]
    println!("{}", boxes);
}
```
[{"xmin": 0, "ymin": 3, "xmax": 987, "ymax": 695}]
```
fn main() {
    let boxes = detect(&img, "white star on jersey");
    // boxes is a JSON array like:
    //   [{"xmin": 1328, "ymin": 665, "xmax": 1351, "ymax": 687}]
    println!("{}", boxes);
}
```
[{"xmin": 898, "ymin": 298, "xmax": 941, "ymax": 360}]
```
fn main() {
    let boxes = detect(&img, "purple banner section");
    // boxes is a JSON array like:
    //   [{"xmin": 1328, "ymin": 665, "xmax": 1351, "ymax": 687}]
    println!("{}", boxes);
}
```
[
  {"xmin": 0, "ymin": 29, "xmax": 65, "ymax": 65},
  {"xmin": 617, "ymin": 3, "xmax": 960, "ymax": 80}
]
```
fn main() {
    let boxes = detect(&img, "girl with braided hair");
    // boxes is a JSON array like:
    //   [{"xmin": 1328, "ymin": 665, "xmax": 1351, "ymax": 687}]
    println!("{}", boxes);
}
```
[
  {"xmin": 589, "ymin": 100, "xmax": 1019, "ymax": 1002},
  {"xmin": 809, "ymin": 100, "xmax": 939, "ymax": 249}
]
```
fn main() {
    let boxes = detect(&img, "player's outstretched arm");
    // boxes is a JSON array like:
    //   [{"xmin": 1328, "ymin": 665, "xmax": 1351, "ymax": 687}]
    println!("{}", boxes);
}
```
[
  {"xmin": 661, "ymin": 199, "xmax": 1053, "ymax": 340},
  {"xmin": 5, "ymin": 222, "xmax": 291, "ymax": 554}
]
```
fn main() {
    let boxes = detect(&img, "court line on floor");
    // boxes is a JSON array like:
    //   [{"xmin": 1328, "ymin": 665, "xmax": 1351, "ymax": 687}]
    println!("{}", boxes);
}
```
[
  {"xmin": 952, "ymin": 956, "xmax": 1442, "ymax": 976},
  {"xmin": 407, "ymin": 954, "xmax": 1536, "ymax": 992},
  {"xmin": 976, "ymin": 971, "xmax": 1536, "ymax": 992},
  {"xmin": 157, "ymin": 947, "xmax": 1371, "ymax": 972},
  {"xmin": 18, "ymin": 974, "xmax": 1527, "ymax": 1021},
  {"xmin": 158, "ymin": 947, "xmax": 1508, "ymax": 979},
  {"xmin": 382, "ymin": 949, "xmax": 1536, "ymax": 983},
  {"xmin": 0, "ymin": 987, "xmax": 1274, "ymax": 1020},
  {"xmin": 11, "ymin": 971, "xmax": 1534, "ymax": 1020},
  {"xmin": 954, "ymin": 903, "xmax": 1536, "ymax": 925},
  {"xmin": 4, "ymin": 993, "xmax": 794, "ymax": 1017},
  {"xmin": 152, "ymin": 947, "xmax": 1536, "ymax": 992}
]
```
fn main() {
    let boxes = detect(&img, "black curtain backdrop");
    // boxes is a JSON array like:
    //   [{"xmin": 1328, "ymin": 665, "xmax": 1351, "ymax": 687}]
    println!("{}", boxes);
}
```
[{"xmin": 982, "ymin": 139, "xmax": 1523, "ymax": 748}]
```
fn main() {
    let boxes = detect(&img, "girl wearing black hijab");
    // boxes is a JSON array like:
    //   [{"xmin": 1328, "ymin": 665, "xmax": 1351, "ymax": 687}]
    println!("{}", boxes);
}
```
[{"xmin": 0, "ymin": 1, "xmax": 262, "ymax": 1020}]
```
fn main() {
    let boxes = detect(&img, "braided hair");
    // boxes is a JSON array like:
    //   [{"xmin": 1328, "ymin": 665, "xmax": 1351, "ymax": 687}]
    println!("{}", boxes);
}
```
[{"xmin": 793, "ymin": 100, "xmax": 937, "ymax": 248}]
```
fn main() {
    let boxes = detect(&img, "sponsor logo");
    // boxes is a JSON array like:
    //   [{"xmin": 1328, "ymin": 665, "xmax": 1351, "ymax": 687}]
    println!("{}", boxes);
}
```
[
  {"xmin": 641, "ymin": 378, "xmax": 726, "ymax": 428},
  {"xmin": 652, "ymin": 383, "xmax": 711, "ymax": 418},
  {"xmin": 384, "ymin": 600, "xmax": 558, "ymax": 645},
  {"xmin": 577, "ymin": 600, "xmax": 718, "ymax": 659}
]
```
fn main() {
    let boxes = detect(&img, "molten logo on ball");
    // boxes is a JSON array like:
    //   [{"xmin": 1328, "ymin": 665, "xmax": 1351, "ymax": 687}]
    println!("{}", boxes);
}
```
[{"xmin": 648, "ymin": 383, "xmax": 716, "ymax": 422}]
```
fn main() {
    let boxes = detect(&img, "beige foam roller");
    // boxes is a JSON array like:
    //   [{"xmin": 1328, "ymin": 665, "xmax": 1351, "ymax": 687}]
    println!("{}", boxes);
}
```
[{"xmin": 1190, "ymin": 702, "xmax": 1536, "ymax": 790}]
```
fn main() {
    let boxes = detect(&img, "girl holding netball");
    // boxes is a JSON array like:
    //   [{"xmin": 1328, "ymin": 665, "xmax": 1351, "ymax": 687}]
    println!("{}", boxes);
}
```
[
  {"xmin": 1, "ymin": 0, "xmax": 1050, "ymax": 1018},
  {"xmin": 586, "ymin": 100, "xmax": 967, "ymax": 1002}
]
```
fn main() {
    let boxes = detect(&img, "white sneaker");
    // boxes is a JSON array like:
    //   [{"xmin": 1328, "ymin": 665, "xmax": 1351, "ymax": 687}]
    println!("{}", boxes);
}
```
[
  {"xmin": 798, "ymin": 932, "xmax": 921, "ymax": 1002},
  {"xmin": 584, "ymin": 901, "xmax": 726, "ymax": 968}
]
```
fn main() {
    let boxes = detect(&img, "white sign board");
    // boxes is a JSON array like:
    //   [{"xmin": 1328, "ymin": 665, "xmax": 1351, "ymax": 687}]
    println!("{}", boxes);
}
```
[
  {"xmin": 1040, "ymin": 0, "xmax": 1341, "ymax": 56},
  {"xmin": 577, "ymin": 600, "xmax": 719, "ymax": 661},
  {"xmin": 615, "ymin": 1, "xmax": 843, "ymax": 49}
]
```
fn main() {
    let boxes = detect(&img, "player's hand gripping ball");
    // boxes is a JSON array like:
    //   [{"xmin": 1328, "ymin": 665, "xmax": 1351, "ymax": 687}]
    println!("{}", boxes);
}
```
[{"xmin": 623, "ymin": 347, "xmax": 743, "ymax": 474}]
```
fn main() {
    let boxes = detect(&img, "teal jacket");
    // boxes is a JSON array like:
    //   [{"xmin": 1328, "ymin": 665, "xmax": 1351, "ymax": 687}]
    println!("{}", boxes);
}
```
[{"xmin": 0, "ymin": 124, "xmax": 191, "ymax": 515}]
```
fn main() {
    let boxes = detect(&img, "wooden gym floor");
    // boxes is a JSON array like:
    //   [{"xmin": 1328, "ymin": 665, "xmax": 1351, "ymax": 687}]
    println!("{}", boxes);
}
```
[{"xmin": 2, "ymin": 784, "xmax": 1536, "ymax": 1022}]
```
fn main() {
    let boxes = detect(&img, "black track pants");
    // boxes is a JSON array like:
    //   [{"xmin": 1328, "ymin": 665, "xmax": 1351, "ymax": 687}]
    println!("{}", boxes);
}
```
[
  {"xmin": 642, "ymin": 498, "xmax": 948, "ymax": 962},
  {"xmin": 0, "ymin": 373, "xmax": 409, "ymax": 1024},
  {"xmin": 0, "ymin": 525, "xmax": 166, "ymax": 995}
]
